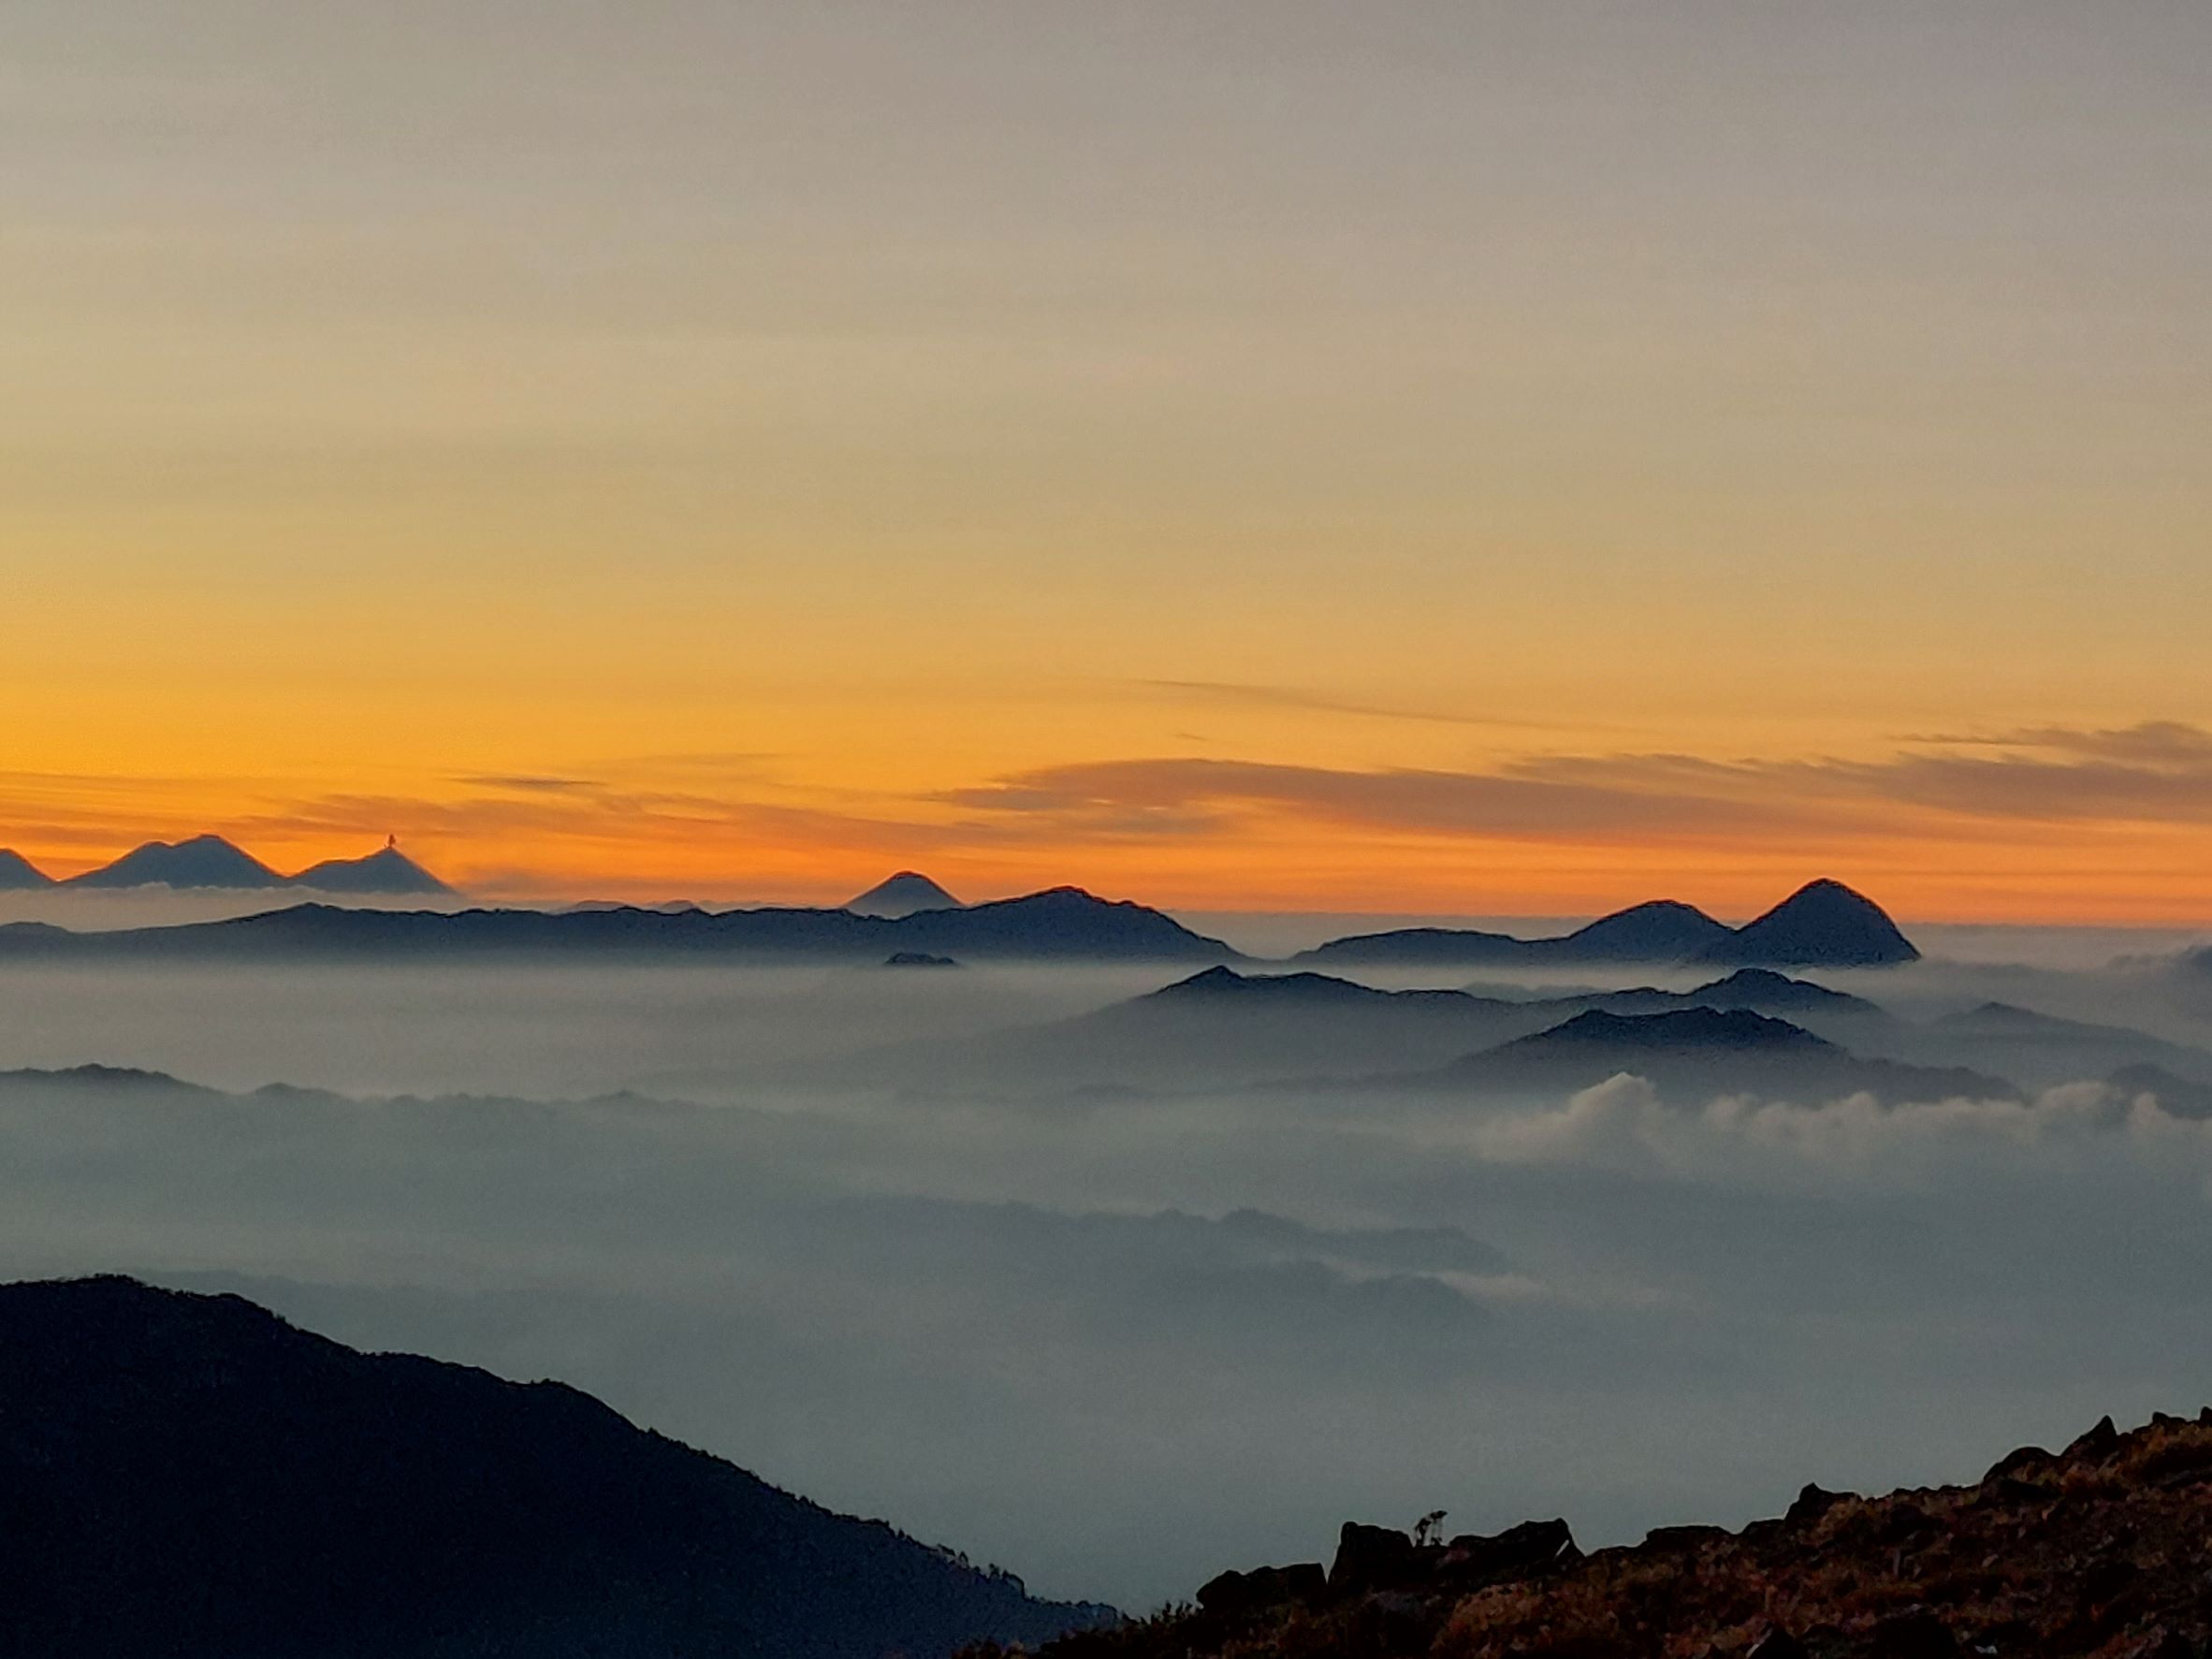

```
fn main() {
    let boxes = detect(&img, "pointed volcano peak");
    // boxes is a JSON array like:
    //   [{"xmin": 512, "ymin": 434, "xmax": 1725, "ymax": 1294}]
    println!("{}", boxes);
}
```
[
  {"xmin": 64, "ymin": 835, "xmax": 285, "ymax": 892},
  {"xmin": 289, "ymin": 844, "xmax": 458, "ymax": 896},
  {"xmin": 1699, "ymin": 879, "xmax": 1920, "ymax": 968},
  {"xmin": 846, "ymin": 871, "xmax": 963, "ymax": 919},
  {"xmin": 0, "ymin": 849, "xmax": 54, "ymax": 890}
]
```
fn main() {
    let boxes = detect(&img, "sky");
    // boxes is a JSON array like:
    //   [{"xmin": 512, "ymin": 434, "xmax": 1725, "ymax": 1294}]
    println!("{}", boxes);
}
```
[{"xmin": 6, "ymin": 2, "xmax": 2210, "ymax": 920}]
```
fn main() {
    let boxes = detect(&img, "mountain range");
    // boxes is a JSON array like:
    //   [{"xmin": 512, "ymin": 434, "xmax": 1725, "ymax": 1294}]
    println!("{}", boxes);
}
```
[
  {"xmin": 824, "ymin": 960, "xmax": 2212, "ymax": 1108},
  {"xmin": 1404, "ymin": 1006, "xmax": 2011, "ymax": 1105},
  {"xmin": 0, "ymin": 1274, "xmax": 1112, "ymax": 1658},
  {"xmin": 1296, "ymin": 880, "xmax": 1919, "ymax": 970},
  {"xmin": 0, "ymin": 886, "xmax": 1239, "ymax": 965},
  {"xmin": 0, "ymin": 835, "xmax": 457, "ymax": 895}
]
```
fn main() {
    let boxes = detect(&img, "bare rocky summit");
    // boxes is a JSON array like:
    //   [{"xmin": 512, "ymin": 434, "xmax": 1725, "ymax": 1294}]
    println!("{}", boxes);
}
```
[{"xmin": 988, "ymin": 1409, "xmax": 2212, "ymax": 1659}]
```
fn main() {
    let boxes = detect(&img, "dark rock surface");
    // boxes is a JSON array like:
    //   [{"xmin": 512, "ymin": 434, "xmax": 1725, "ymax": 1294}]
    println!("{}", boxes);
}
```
[{"xmin": 989, "ymin": 1408, "xmax": 2212, "ymax": 1659}]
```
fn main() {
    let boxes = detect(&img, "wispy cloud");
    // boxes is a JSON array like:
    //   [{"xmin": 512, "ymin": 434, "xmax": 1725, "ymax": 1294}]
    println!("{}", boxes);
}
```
[
  {"xmin": 1138, "ymin": 679, "xmax": 1574, "ymax": 731},
  {"xmin": 455, "ymin": 775, "xmax": 604, "ymax": 794},
  {"xmin": 949, "ymin": 721, "xmax": 2212, "ymax": 845}
]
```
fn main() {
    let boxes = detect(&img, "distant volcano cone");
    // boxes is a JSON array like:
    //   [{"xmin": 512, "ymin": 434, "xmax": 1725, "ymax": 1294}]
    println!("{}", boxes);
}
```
[
  {"xmin": 0, "ymin": 850, "xmax": 54, "ymax": 891},
  {"xmin": 64, "ymin": 835, "xmax": 284, "ymax": 892},
  {"xmin": 289, "ymin": 845, "xmax": 457, "ymax": 896},
  {"xmin": 1697, "ymin": 880, "xmax": 1920, "ymax": 968},
  {"xmin": 846, "ymin": 871, "xmax": 962, "ymax": 919}
]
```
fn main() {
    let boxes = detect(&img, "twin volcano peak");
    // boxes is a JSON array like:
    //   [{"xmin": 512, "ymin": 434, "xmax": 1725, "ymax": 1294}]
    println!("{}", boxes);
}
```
[
  {"xmin": 846, "ymin": 870, "xmax": 964, "ymax": 919},
  {"xmin": 64, "ymin": 834, "xmax": 282, "ymax": 892},
  {"xmin": 53, "ymin": 835, "xmax": 456, "ymax": 895}
]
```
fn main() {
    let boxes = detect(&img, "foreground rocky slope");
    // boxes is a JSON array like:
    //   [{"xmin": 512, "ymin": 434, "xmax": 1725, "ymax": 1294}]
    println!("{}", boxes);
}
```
[{"xmin": 1002, "ymin": 1411, "xmax": 2212, "ymax": 1659}]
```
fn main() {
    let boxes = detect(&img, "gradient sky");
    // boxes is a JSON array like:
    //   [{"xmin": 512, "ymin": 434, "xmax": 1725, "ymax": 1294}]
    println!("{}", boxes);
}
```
[{"xmin": 6, "ymin": 2, "xmax": 2210, "ymax": 919}]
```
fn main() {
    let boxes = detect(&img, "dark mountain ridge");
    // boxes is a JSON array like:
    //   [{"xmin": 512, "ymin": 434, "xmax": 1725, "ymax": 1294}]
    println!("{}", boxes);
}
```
[
  {"xmin": 63, "ymin": 833, "xmax": 285, "ymax": 890},
  {"xmin": 0, "ymin": 886, "xmax": 1239, "ymax": 965},
  {"xmin": 0, "ymin": 849, "xmax": 54, "ymax": 890},
  {"xmin": 1408, "ymin": 1008, "xmax": 2015, "ymax": 1105},
  {"xmin": 1695, "ymin": 879, "xmax": 1921, "ymax": 968},
  {"xmin": 1299, "ymin": 880, "xmax": 1918, "ymax": 971},
  {"xmin": 0, "ymin": 1274, "xmax": 1112, "ymax": 1659},
  {"xmin": 43, "ymin": 834, "xmax": 457, "ymax": 895}
]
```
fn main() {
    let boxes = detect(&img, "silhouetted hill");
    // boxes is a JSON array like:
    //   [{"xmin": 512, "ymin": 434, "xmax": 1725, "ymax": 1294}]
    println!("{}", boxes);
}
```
[
  {"xmin": 1695, "ymin": 879, "xmax": 1921, "ymax": 968},
  {"xmin": 1410, "ymin": 1009, "xmax": 2013, "ymax": 1104},
  {"xmin": 813, "ymin": 967, "xmax": 1560, "ymax": 1094},
  {"xmin": 1293, "ymin": 924, "xmax": 1539, "ymax": 968},
  {"xmin": 289, "ymin": 844, "xmax": 458, "ymax": 895},
  {"xmin": 1903, "ymin": 1003, "xmax": 2212, "ymax": 1093},
  {"xmin": 0, "ymin": 1275, "xmax": 1113, "ymax": 1659},
  {"xmin": 1551, "ymin": 899, "xmax": 1737, "ymax": 960},
  {"xmin": 1295, "ymin": 900, "xmax": 1730, "ymax": 970},
  {"xmin": 885, "ymin": 951, "xmax": 962, "ymax": 968},
  {"xmin": 0, "ymin": 849, "xmax": 52, "ymax": 890},
  {"xmin": 1502, "ymin": 1006, "xmax": 1833, "ymax": 1055},
  {"xmin": 820, "ymin": 968, "xmax": 1910, "ymax": 1098},
  {"xmin": 0, "ymin": 888, "xmax": 1237, "ymax": 965},
  {"xmin": 1543, "ymin": 969, "xmax": 1893, "ymax": 1032},
  {"xmin": 1298, "ymin": 884, "xmax": 1917, "ymax": 970},
  {"xmin": 2109, "ymin": 1063, "xmax": 2212, "ymax": 1119},
  {"xmin": 64, "ymin": 834, "xmax": 285, "ymax": 891},
  {"xmin": 1152, "ymin": 965, "xmax": 1434, "ymax": 1008},
  {"xmin": 849, "ymin": 871, "xmax": 964, "ymax": 919},
  {"xmin": 1690, "ymin": 968, "xmax": 1883, "ymax": 1017},
  {"xmin": 1010, "ymin": 1408, "xmax": 2212, "ymax": 1659}
]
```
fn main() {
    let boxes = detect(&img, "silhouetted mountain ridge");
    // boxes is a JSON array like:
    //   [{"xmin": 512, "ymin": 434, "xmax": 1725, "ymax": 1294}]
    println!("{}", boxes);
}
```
[
  {"xmin": 38, "ymin": 835, "xmax": 458, "ymax": 895},
  {"xmin": 0, "ymin": 887, "xmax": 1238, "ymax": 965},
  {"xmin": 0, "ymin": 849, "xmax": 53, "ymax": 890},
  {"xmin": 0, "ymin": 1275, "xmax": 1113, "ymax": 1658},
  {"xmin": 1413, "ymin": 1007, "xmax": 2015, "ymax": 1104},
  {"xmin": 1299, "ymin": 880, "xmax": 1918, "ymax": 970},
  {"xmin": 64, "ymin": 834, "xmax": 284, "ymax": 891}
]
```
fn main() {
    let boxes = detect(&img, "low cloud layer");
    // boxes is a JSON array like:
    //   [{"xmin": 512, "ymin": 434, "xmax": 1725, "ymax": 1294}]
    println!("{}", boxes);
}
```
[{"xmin": 6, "ymin": 950, "xmax": 2212, "ymax": 1607}]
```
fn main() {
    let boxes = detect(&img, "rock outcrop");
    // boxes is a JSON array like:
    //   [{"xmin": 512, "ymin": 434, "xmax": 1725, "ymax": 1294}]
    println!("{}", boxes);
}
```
[{"xmin": 993, "ymin": 1408, "xmax": 2212, "ymax": 1659}]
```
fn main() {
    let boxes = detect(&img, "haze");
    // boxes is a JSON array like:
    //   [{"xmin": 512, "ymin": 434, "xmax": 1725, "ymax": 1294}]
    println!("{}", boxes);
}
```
[{"xmin": 7, "ymin": 919, "xmax": 2212, "ymax": 1608}]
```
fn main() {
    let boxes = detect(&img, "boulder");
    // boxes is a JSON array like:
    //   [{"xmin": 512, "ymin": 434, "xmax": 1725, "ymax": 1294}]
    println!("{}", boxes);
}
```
[
  {"xmin": 1783, "ymin": 1483, "xmax": 1850, "ymax": 1527},
  {"xmin": 1327, "ymin": 1523, "xmax": 1428, "ymax": 1595},
  {"xmin": 1193, "ymin": 1564, "xmax": 1325, "ymax": 1620},
  {"xmin": 1440, "ymin": 1518, "xmax": 1577, "ymax": 1585},
  {"xmin": 1642, "ymin": 1523, "xmax": 1731, "ymax": 1553},
  {"xmin": 1982, "ymin": 1445, "xmax": 2056, "ymax": 1483},
  {"xmin": 2064, "ymin": 1415, "xmax": 2120, "ymax": 1463}
]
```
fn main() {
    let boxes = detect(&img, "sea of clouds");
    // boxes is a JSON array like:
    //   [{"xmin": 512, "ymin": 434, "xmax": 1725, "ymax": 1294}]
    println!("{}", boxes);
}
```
[{"xmin": 4, "ymin": 934, "xmax": 2212, "ymax": 1608}]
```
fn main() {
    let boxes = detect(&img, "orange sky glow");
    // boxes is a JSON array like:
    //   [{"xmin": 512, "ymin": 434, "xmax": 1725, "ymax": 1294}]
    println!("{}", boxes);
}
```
[{"xmin": 6, "ymin": 5, "xmax": 2209, "ymax": 924}]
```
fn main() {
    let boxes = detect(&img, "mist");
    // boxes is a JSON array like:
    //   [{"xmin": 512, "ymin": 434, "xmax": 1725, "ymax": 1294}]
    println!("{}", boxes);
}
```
[{"xmin": 6, "ymin": 926, "xmax": 2212, "ymax": 1608}]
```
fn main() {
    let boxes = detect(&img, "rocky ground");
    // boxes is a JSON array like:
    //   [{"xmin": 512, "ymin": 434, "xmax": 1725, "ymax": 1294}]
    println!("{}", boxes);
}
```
[{"xmin": 984, "ymin": 1410, "xmax": 2212, "ymax": 1659}]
